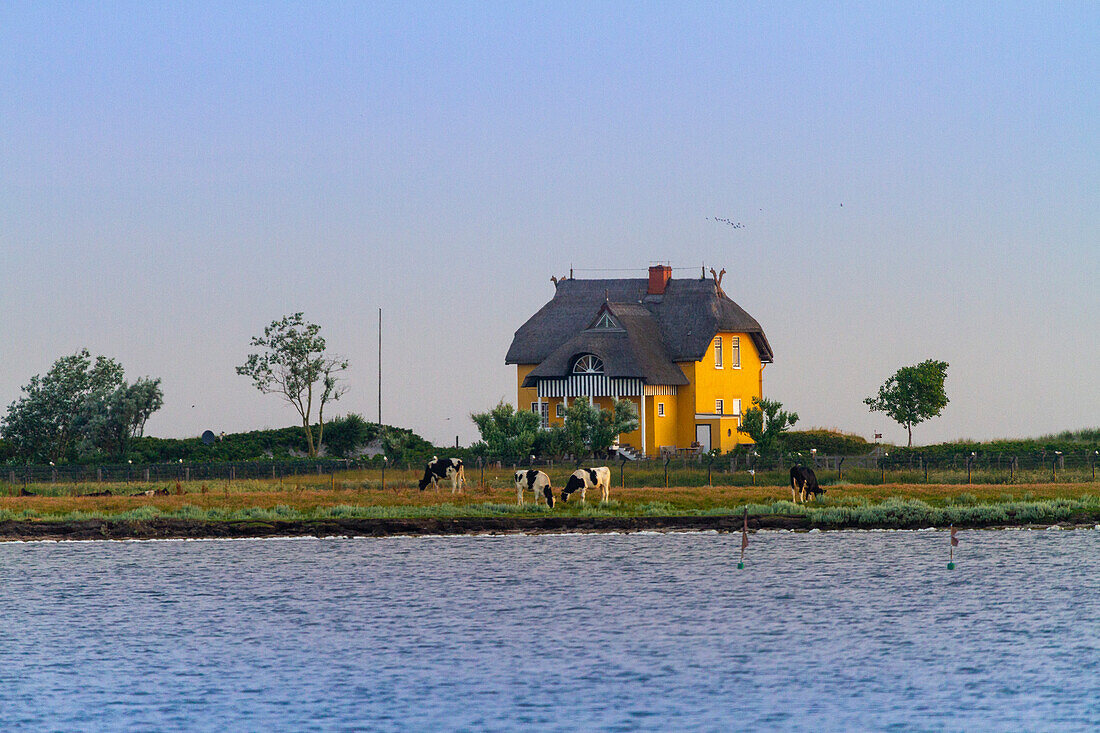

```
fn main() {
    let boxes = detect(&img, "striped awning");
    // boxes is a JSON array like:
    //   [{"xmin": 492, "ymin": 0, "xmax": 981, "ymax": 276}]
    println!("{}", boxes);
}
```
[{"xmin": 535, "ymin": 376, "xmax": 678, "ymax": 398}]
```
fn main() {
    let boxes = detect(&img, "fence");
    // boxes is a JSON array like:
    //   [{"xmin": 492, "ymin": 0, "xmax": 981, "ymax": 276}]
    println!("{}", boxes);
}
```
[
  {"xmin": 3, "ymin": 459, "xmax": 361, "ymax": 488},
  {"xmin": 474, "ymin": 449, "xmax": 1100, "ymax": 488},
  {"xmin": 2, "ymin": 450, "xmax": 1098, "ymax": 493}
]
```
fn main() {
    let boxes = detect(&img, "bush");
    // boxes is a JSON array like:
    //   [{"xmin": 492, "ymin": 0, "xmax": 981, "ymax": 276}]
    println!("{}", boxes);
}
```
[{"xmin": 779, "ymin": 429, "xmax": 871, "ymax": 456}]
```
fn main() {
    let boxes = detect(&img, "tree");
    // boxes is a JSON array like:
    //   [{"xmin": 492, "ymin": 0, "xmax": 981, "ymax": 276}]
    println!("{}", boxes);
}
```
[
  {"xmin": 77, "ymin": 378, "xmax": 164, "ymax": 459},
  {"xmin": 864, "ymin": 359, "xmax": 949, "ymax": 447},
  {"xmin": 590, "ymin": 399, "xmax": 639, "ymax": 455},
  {"xmin": 470, "ymin": 402, "xmax": 541, "ymax": 459},
  {"xmin": 737, "ymin": 396, "xmax": 799, "ymax": 454},
  {"xmin": 237, "ymin": 313, "xmax": 349, "ymax": 458},
  {"xmin": 323, "ymin": 413, "xmax": 371, "ymax": 458},
  {"xmin": 558, "ymin": 399, "xmax": 639, "ymax": 458},
  {"xmin": 1, "ymin": 349, "xmax": 125, "ymax": 462}
]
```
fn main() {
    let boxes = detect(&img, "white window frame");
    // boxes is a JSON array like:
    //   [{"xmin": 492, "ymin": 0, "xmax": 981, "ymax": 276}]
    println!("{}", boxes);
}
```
[
  {"xmin": 657, "ymin": 402, "xmax": 665, "ymax": 417},
  {"xmin": 555, "ymin": 403, "xmax": 565, "ymax": 419},
  {"xmin": 531, "ymin": 402, "xmax": 549, "ymax": 428},
  {"xmin": 731, "ymin": 336, "xmax": 741, "ymax": 369},
  {"xmin": 714, "ymin": 336, "xmax": 723, "ymax": 368},
  {"xmin": 595, "ymin": 313, "xmax": 617, "ymax": 329},
  {"xmin": 732, "ymin": 398, "xmax": 741, "ymax": 416},
  {"xmin": 715, "ymin": 399, "xmax": 724, "ymax": 415}
]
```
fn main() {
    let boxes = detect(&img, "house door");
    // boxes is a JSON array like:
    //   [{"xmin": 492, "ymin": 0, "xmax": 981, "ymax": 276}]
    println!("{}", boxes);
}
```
[{"xmin": 695, "ymin": 424, "xmax": 712, "ymax": 452}]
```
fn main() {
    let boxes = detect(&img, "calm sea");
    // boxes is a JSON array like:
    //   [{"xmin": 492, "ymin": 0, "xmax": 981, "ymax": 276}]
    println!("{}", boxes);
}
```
[{"xmin": 1, "ymin": 529, "xmax": 1098, "ymax": 731}]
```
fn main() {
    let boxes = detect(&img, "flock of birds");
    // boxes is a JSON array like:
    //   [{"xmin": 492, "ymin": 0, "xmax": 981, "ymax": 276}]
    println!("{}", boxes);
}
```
[{"xmin": 709, "ymin": 204, "xmax": 844, "ymax": 229}]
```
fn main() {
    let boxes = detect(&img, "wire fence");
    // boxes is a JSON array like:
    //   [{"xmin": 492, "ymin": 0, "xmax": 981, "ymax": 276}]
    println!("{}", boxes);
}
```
[
  {"xmin": 472, "ymin": 450, "xmax": 1100, "ymax": 488},
  {"xmin": 2, "ymin": 459, "xmax": 359, "ymax": 489},
  {"xmin": 2, "ymin": 450, "xmax": 1098, "ymax": 495}
]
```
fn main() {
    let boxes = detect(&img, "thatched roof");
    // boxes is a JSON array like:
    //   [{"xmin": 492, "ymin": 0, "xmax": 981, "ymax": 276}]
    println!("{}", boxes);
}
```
[{"xmin": 506, "ymin": 276, "xmax": 772, "ymax": 383}]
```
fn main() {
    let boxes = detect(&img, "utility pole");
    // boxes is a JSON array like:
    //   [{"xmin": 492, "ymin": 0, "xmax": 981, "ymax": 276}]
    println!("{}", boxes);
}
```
[{"xmin": 378, "ymin": 307, "xmax": 382, "ymax": 425}]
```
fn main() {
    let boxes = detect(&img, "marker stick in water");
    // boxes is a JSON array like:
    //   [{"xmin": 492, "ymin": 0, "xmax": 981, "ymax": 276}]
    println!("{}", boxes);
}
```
[
  {"xmin": 948, "ymin": 525, "xmax": 959, "ymax": 569},
  {"xmin": 738, "ymin": 507, "xmax": 748, "ymax": 569}
]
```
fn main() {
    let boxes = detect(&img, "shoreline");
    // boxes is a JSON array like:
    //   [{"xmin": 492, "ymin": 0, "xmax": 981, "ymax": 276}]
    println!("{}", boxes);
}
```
[{"xmin": 3, "ymin": 513, "xmax": 1098, "ymax": 542}]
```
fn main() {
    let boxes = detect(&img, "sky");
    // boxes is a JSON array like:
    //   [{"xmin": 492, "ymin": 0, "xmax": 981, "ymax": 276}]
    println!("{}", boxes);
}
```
[{"xmin": 1, "ymin": 2, "xmax": 1097, "ymax": 449}]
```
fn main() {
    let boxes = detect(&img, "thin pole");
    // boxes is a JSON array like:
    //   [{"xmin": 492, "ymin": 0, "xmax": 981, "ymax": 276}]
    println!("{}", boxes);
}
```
[
  {"xmin": 738, "ymin": 507, "xmax": 748, "ymax": 569},
  {"xmin": 378, "ymin": 307, "xmax": 382, "ymax": 425}
]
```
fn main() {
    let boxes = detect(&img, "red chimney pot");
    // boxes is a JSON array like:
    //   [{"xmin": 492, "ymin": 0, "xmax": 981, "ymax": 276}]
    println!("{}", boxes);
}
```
[{"xmin": 648, "ymin": 265, "xmax": 672, "ymax": 295}]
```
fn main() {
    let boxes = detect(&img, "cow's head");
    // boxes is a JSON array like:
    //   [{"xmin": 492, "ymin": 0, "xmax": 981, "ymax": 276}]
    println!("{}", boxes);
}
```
[
  {"xmin": 543, "ymin": 486, "xmax": 555, "ymax": 509},
  {"xmin": 418, "ymin": 477, "xmax": 431, "ymax": 491}
]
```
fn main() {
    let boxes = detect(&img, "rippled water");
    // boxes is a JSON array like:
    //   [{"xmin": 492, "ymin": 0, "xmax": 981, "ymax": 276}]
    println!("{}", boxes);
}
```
[{"xmin": 2, "ymin": 529, "xmax": 1098, "ymax": 731}]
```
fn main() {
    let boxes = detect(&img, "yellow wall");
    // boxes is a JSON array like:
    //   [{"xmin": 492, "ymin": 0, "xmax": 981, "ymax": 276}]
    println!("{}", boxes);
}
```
[
  {"xmin": 516, "ymin": 364, "xmax": 539, "ymax": 416},
  {"xmin": 674, "ymin": 332, "xmax": 762, "ymax": 453},
  {"xmin": 514, "ymin": 331, "xmax": 763, "ymax": 455}
]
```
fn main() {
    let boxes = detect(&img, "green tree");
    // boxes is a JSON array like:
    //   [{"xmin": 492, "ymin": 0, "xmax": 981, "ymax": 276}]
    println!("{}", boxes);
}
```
[
  {"xmin": 470, "ymin": 402, "xmax": 541, "ymax": 459},
  {"xmin": 737, "ymin": 396, "xmax": 799, "ymax": 454},
  {"xmin": 236, "ymin": 313, "xmax": 349, "ymax": 458},
  {"xmin": 1, "ymin": 349, "xmax": 125, "ymax": 462},
  {"xmin": 323, "ymin": 413, "xmax": 371, "ymax": 458},
  {"xmin": 864, "ymin": 359, "xmax": 949, "ymax": 447},
  {"xmin": 558, "ymin": 399, "xmax": 639, "ymax": 458},
  {"xmin": 77, "ymin": 378, "xmax": 164, "ymax": 459}
]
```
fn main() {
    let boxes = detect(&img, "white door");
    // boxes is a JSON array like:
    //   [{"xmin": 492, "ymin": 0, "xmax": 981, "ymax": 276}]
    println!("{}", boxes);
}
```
[{"xmin": 695, "ymin": 424, "xmax": 711, "ymax": 452}]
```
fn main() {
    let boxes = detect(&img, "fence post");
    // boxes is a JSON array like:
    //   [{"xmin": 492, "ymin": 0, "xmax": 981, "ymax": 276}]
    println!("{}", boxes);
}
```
[
  {"xmin": 478, "ymin": 456, "xmax": 484, "ymax": 489},
  {"xmin": 620, "ymin": 455, "xmax": 626, "ymax": 488},
  {"xmin": 837, "ymin": 457, "xmax": 844, "ymax": 481},
  {"xmin": 382, "ymin": 456, "xmax": 387, "ymax": 490},
  {"xmin": 664, "ymin": 456, "xmax": 670, "ymax": 488}
]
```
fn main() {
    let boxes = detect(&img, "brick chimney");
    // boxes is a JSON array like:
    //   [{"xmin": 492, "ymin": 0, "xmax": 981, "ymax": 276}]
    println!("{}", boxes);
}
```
[{"xmin": 647, "ymin": 265, "xmax": 672, "ymax": 295}]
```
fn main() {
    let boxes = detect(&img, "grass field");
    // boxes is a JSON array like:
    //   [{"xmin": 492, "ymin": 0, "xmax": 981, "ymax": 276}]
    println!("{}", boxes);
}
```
[{"xmin": 1, "ymin": 467, "xmax": 1098, "ymax": 528}]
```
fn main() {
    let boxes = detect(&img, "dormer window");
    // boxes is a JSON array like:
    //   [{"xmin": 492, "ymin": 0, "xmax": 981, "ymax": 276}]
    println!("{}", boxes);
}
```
[
  {"xmin": 594, "ymin": 313, "xmax": 618, "ymax": 329},
  {"xmin": 572, "ymin": 354, "xmax": 604, "ymax": 374}
]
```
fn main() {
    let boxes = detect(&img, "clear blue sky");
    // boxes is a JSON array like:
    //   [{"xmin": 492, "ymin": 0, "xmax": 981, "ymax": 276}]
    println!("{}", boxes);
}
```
[{"xmin": 2, "ymin": 2, "xmax": 1097, "ymax": 447}]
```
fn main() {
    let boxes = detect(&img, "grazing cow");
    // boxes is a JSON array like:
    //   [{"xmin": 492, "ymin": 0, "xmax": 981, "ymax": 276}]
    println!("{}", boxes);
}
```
[
  {"xmin": 514, "ymin": 469, "xmax": 554, "ymax": 508},
  {"xmin": 790, "ymin": 466, "xmax": 825, "ymax": 504},
  {"xmin": 418, "ymin": 457, "xmax": 466, "ymax": 493},
  {"xmin": 560, "ymin": 466, "xmax": 612, "ymax": 504}
]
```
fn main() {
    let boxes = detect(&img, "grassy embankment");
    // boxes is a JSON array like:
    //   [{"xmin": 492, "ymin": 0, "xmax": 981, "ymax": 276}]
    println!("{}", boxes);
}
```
[{"xmin": 2, "ymin": 466, "xmax": 1099, "ymax": 531}]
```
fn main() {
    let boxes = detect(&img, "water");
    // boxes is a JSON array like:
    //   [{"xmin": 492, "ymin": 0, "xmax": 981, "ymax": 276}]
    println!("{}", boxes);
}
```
[{"xmin": 2, "ymin": 529, "xmax": 1098, "ymax": 731}]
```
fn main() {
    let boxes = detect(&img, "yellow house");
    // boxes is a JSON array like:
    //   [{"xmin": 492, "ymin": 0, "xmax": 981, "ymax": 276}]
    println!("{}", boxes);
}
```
[{"xmin": 506, "ymin": 265, "xmax": 773, "ymax": 457}]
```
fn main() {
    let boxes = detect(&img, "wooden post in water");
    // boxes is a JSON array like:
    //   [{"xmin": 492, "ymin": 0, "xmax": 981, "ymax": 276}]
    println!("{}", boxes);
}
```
[
  {"xmin": 738, "ymin": 507, "xmax": 748, "ymax": 569},
  {"xmin": 948, "ymin": 525, "xmax": 959, "ymax": 570}
]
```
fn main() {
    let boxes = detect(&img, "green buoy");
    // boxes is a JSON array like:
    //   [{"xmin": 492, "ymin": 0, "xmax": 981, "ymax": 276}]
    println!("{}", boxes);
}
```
[
  {"xmin": 737, "ymin": 561, "xmax": 744, "ymax": 569},
  {"xmin": 947, "ymin": 561, "xmax": 955, "ymax": 570}
]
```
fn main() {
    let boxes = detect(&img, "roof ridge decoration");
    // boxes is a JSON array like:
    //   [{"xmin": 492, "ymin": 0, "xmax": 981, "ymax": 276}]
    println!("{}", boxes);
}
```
[{"xmin": 709, "ymin": 268, "xmax": 727, "ymax": 298}]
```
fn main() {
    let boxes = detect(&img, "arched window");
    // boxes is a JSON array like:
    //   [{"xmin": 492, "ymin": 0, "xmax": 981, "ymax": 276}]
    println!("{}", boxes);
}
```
[{"xmin": 571, "ymin": 354, "xmax": 604, "ymax": 374}]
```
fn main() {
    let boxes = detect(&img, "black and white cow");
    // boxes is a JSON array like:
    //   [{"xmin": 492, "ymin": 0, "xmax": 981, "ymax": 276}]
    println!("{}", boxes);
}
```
[
  {"xmin": 560, "ymin": 466, "xmax": 612, "ymax": 504},
  {"xmin": 790, "ymin": 466, "xmax": 825, "ymax": 504},
  {"xmin": 514, "ymin": 469, "xmax": 554, "ymax": 508},
  {"xmin": 418, "ymin": 457, "xmax": 466, "ymax": 493}
]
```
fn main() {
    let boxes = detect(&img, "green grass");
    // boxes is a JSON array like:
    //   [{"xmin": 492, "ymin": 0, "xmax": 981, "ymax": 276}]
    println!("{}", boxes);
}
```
[{"xmin": 3, "ymin": 494, "xmax": 1099, "ymax": 529}]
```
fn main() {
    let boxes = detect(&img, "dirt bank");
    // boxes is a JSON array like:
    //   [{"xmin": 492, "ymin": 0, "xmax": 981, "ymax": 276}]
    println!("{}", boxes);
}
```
[
  {"xmin": 0, "ymin": 514, "xmax": 810, "ymax": 541},
  {"xmin": 2, "ymin": 512, "xmax": 1096, "ymax": 541}
]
